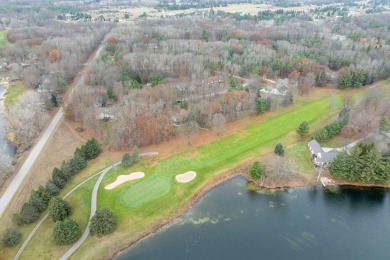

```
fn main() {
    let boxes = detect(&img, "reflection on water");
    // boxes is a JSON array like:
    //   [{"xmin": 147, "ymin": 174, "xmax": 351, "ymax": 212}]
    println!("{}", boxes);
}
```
[{"xmin": 117, "ymin": 176, "xmax": 390, "ymax": 260}]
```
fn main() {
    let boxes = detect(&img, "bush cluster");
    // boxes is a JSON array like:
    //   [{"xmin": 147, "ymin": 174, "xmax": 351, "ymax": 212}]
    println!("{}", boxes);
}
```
[
  {"xmin": 2, "ymin": 228, "xmax": 21, "ymax": 247},
  {"xmin": 121, "ymin": 146, "xmax": 140, "ymax": 167},
  {"xmin": 89, "ymin": 208, "xmax": 117, "ymax": 237},
  {"xmin": 52, "ymin": 219, "xmax": 81, "ymax": 245},
  {"xmin": 311, "ymin": 121, "xmax": 342, "ymax": 141}
]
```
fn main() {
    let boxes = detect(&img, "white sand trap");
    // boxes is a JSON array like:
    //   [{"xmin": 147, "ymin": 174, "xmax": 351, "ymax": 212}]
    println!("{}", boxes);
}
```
[
  {"xmin": 175, "ymin": 171, "xmax": 197, "ymax": 183},
  {"xmin": 105, "ymin": 172, "xmax": 145, "ymax": 190}
]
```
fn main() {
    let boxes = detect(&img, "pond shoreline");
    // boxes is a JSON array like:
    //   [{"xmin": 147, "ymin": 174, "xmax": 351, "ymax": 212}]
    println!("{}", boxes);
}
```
[
  {"xmin": 105, "ymin": 164, "xmax": 390, "ymax": 260},
  {"xmin": 108, "ymin": 170, "xmax": 247, "ymax": 260}
]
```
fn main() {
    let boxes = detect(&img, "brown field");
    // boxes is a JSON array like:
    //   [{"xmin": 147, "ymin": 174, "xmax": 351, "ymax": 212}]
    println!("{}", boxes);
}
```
[{"xmin": 87, "ymin": 3, "xmax": 314, "ymax": 22}]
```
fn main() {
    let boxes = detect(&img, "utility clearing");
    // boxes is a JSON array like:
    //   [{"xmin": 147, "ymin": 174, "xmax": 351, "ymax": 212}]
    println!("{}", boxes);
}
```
[{"xmin": 105, "ymin": 172, "xmax": 145, "ymax": 190}]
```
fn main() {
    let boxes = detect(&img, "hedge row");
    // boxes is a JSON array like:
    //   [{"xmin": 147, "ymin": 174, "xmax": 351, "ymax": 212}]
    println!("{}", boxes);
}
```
[{"xmin": 12, "ymin": 138, "xmax": 101, "ymax": 226}]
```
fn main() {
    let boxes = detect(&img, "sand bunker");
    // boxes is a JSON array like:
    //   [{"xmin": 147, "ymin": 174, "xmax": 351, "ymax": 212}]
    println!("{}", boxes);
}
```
[
  {"xmin": 175, "ymin": 171, "xmax": 197, "ymax": 183},
  {"xmin": 105, "ymin": 172, "xmax": 145, "ymax": 190}
]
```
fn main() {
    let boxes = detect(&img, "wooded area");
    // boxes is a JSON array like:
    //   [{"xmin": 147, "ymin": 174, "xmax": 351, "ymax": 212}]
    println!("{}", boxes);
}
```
[{"xmin": 65, "ymin": 10, "xmax": 390, "ymax": 150}]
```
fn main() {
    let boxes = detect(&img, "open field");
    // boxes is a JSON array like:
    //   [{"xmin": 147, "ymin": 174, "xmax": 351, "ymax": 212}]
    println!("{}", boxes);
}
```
[
  {"xmin": 88, "ymin": 3, "xmax": 314, "ymax": 22},
  {"xmin": 4, "ymin": 83, "xmax": 26, "ymax": 108},
  {"xmin": 89, "ymin": 1, "xmax": 372, "ymax": 23}
]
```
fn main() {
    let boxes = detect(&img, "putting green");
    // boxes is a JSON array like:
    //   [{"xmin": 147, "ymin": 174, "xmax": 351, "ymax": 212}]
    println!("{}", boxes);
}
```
[{"xmin": 120, "ymin": 177, "xmax": 171, "ymax": 208}]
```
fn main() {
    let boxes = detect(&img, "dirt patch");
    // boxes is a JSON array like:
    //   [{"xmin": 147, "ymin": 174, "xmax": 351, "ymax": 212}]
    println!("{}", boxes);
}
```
[{"xmin": 256, "ymin": 174, "xmax": 317, "ymax": 189}]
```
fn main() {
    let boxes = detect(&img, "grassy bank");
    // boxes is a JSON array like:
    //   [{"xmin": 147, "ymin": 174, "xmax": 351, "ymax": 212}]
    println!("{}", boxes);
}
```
[
  {"xmin": 69, "ymin": 92, "xmax": 342, "ymax": 259},
  {"xmin": 0, "ymin": 30, "xmax": 7, "ymax": 49},
  {"xmin": 4, "ymin": 83, "xmax": 26, "ymax": 108}
]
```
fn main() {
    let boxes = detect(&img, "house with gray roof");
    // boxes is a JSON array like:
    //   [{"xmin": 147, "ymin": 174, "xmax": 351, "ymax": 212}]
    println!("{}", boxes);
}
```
[
  {"xmin": 313, "ymin": 150, "xmax": 339, "ymax": 167},
  {"xmin": 308, "ymin": 139, "xmax": 323, "ymax": 156},
  {"xmin": 308, "ymin": 139, "xmax": 340, "ymax": 167}
]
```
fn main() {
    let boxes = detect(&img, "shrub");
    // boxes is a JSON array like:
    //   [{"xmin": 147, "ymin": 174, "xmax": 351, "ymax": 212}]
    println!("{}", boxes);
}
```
[
  {"xmin": 248, "ymin": 161, "xmax": 263, "ymax": 179},
  {"xmin": 19, "ymin": 202, "xmax": 40, "ymax": 224},
  {"xmin": 68, "ymin": 153, "xmax": 87, "ymax": 174},
  {"xmin": 122, "ymin": 153, "xmax": 133, "ymax": 167},
  {"xmin": 80, "ymin": 138, "xmax": 101, "ymax": 160},
  {"xmin": 3, "ymin": 228, "xmax": 21, "ymax": 247},
  {"xmin": 312, "ymin": 128, "xmax": 329, "ymax": 141},
  {"xmin": 48, "ymin": 197, "xmax": 72, "ymax": 222},
  {"xmin": 324, "ymin": 121, "xmax": 341, "ymax": 137},
  {"xmin": 45, "ymin": 179, "xmax": 60, "ymax": 196},
  {"xmin": 53, "ymin": 219, "xmax": 81, "ymax": 245},
  {"xmin": 89, "ymin": 208, "xmax": 117, "ymax": 236},
  {"xmin": 28, "ymin": 190, "xmax": 47, "ymax": 213},
  {"xmin": 12, "ymin": 213, "xmax": 22, "ymax": 226},
  {"xmin": 256, "ymin": 98, "xmax": 264, "ymax": 114},
  {"xmin": 52, "ymin": 167, "xmax": 67, "ymax": 189},
  {"xmin": 274, "ymin": 143, "xmax": 285, "ymax": 156},
  {"xmin": 296, "ymin": 121, "xmax": 310, "ymax": 137}
]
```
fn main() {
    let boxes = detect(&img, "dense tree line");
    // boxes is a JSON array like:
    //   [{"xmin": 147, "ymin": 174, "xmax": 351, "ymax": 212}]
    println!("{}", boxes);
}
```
[
  {"xmin": 329, "ymin": 144, "xmax": 390, "ymax": 184},
  {"xmin": 11, "ymin": 138, "xmax": 100, "ymax": 226}
]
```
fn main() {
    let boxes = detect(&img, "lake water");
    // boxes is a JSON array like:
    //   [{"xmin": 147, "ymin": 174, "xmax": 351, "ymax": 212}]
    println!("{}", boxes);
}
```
[
  {"xmin": 117, "ymin": 176, "xmax": 390, "ymax": 260},
  {"xmin": 0, "ymin": 85, "xmax": 15, "ymax": 157}
]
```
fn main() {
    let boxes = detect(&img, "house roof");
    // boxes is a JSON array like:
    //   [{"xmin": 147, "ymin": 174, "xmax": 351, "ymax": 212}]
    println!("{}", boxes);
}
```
[
  {"xmin": 308, "ymin": 139, "xmax": 323, "ymax": 154},
  {"xmin": 207, "ymin": 76, "xmax": 223, "ymax": 83},
  {"xmin": 315, "ymin": 151, "xmax": 339, "ymax": 163}
]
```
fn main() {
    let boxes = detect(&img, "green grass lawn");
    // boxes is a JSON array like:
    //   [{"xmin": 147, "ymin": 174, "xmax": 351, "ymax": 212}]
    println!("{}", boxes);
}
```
[
  {"xmin": 66, "ymin": 92, "xmax": 344, "ymax": 259},
  {"xmin": 15, "ymin": 175, "xmax": 98, "ymax": 260},
  {"xmin": 0, "ymin": 30, "xmax": 7, "ymax": 49},
  {"xmin": 285, "ymin": 141, "xmax": 315, "ymax": 177},
  {"xmin": 4, "ymin": 84, "xmax": 26, "ymax": 108},
  {"xmin": 14, "ymin": 85, "xmax": 377, "ymax": 259}
]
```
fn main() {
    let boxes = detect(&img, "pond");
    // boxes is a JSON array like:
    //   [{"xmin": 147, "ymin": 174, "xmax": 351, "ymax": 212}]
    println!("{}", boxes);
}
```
[
  {"xmin": 117, "ymin": 176, "xmax": 390, "ymax": 260},
  {"xmin": 0, "ymin": 84, "xmax": 15, "ymax": 158}
]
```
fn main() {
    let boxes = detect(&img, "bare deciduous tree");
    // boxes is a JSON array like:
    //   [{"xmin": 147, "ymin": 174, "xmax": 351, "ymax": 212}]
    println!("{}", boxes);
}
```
[
  {"xmin": 212, "ymin": 113, "xmax": 226, "ymax": 136},
  {"xmin": 7, "ymin": 92, "xmax": 49, "ymax": 152},
  {"xmin": 180, "ymin": 120, "xmax": 199, "ymax": 145},
  {"xmin": 264, "ymin": 155, "xmax": 297, "ymax": 182},
  {"xmin": 0, "ymin": 151, "xmax": 14, "ymax": 180}
]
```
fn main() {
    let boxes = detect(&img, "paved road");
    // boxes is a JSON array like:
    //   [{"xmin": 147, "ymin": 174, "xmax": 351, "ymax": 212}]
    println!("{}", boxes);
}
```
[
  {"xmin": 0, "ymin": 42, "xmax": 106, "ymax": 218},
  {"xmin": 0, "ymin": 108, "xmax": 63, "ymax": 217}
]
